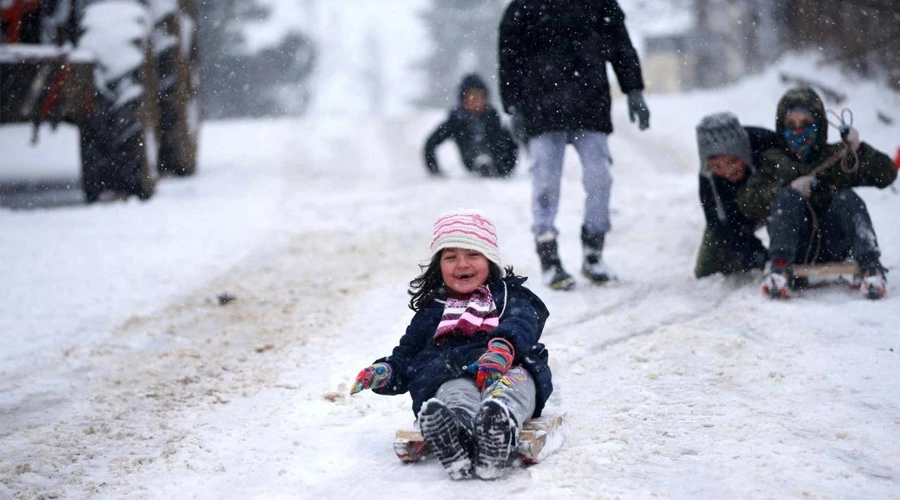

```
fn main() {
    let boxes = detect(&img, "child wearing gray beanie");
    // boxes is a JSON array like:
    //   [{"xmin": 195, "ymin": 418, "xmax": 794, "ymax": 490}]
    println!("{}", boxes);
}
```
[
  {"xmin": 697, "ymin": 112, "xmax": 754, "ymax": 180},
  {"xmin": 694, "ymin": 112, "xmax": 779, "ymax": 279}
]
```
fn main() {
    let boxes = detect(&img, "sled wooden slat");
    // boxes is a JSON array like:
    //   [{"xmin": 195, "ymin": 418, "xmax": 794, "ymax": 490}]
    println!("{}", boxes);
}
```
[
  {"xmin": 518, "ymin": 414, "xmax": 565, "ymax": 464},
  {"xmin": 394, "ymin": 413, "xmax": 565, "ymax": 465},
  {"xmin": 793, "ymin": 262, "xmax": 860, "ymax": 278},
  {"xmin": 395, "ymin": 429, "xmax": 424, "ymax": 441}
]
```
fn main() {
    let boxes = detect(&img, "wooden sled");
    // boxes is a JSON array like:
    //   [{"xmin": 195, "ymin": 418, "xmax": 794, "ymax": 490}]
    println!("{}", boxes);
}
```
[
  {"xmin": 793, "ymin": 262, "xmax": 860, "ymax": 279},
  {"xmin": 394, "ymin": 413, "xmax": 565, "ymax": 465}
]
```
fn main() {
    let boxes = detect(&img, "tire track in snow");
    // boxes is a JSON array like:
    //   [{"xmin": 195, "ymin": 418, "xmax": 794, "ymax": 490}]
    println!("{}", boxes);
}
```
[{"xmin": 548, "ymin": 279, "xmax": 744, "ymax": 363}]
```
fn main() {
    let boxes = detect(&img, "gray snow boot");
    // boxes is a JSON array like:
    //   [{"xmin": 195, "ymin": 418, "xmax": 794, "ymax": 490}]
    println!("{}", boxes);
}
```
[
  {"xmin": 474, "ymin": 400, "xmax": 519, "ymax": 480},
  {"xmin": 536, "ymin": 232, "xmax": 575, "ymax": 291},
  {"xmin": 418, "ymin": 398, "xmax": 475, "ymax": 480},
  {"xmin": 581, "ymin": 226, "xmax": 616, "ymax": 284}
]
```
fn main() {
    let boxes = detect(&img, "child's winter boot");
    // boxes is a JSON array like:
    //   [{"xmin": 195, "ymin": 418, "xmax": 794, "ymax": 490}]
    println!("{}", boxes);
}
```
[
  {"xmin": 581, "ymin": 226, "xmax": 616, "ymax": 284},
  {"xmin": 859, "ymin": 262, "xmax": 888, "ymax": 300},
  {"xmin": 536, "ymin": 232, "xmax": 575, "ymax": 290},
  {"xmin": 474, "ymin": 400, "xmax": 518, "ymax": 480},
  {"xmin": 418, "ymin": 398, "xmax": 475, "ymax": 480},
  {"xmin": 761, "ymin": 259, "xmax": 793, "ymax": 299}
]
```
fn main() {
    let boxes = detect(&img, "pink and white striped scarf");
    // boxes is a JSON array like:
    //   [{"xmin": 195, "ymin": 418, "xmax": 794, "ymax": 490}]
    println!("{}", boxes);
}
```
[{"xmin": 434, "ymin": 285, "xmax": 499, "ymax": 342}]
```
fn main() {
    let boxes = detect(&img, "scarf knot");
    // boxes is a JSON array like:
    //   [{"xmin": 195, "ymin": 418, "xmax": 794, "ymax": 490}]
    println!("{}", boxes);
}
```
[{"xmin": 434, "ymin": 285, "xmax": 499, "ymax": 341}]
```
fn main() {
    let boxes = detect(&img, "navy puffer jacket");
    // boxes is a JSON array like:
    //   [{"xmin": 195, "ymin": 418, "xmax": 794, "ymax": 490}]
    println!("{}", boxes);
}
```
[{"xmin": 373, "ymin": 276, "xmax": 553, "ymax": 418}]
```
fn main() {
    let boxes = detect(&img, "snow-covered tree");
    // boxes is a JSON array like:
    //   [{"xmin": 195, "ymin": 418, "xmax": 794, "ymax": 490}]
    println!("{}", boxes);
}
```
[
  {"xmin": 777, "ymin": 0, "xmax": 900, "ymax": 90},
  {"xmin": 415, "ymin": 0, "xmax": 507, "ymax": 108},
  {"xmin": 197, "ymin": 0, "xmax": 316, "ymax": 118}
]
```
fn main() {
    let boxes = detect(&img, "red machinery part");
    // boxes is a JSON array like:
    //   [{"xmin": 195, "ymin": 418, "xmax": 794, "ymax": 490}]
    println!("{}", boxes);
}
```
[{"xmin": 1, "ymin": 0, "xmax": 41, "ymax": 44}]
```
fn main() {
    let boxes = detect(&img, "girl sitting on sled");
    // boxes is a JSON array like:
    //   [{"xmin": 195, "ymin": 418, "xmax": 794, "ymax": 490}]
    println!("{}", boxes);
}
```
[{"xmin": 350, "ymin": 210, "xmax": 553, "ymax": 480}]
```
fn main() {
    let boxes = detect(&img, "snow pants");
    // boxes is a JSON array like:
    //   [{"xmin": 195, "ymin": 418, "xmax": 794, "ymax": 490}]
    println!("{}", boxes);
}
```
[
  {"xmin": 768, "ymin": 187, "xmax": 881, "ymax": 267},
  {"xmin": 694, "ymin": 227, "xmax": 768, "ymax": 278},
  {"xmin": 528, "ymin": 131, "xmax": 612, "ymax": 239},
  {"xmin": 433, "ymin": 366, "xmax": 536, "ymax": 430}
]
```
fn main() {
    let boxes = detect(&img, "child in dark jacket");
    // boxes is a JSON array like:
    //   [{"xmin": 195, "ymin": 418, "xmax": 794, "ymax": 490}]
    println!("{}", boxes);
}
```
[
  {"xmin": 694, "ymin": 112, "xmax": 779, "ymax": 278},
  {"xmin": 738, "ymin": 87, "xmax": 897, "ymax": 300},
  {"xmin": 423, "ymin": 74, "xmax": 518, "ymax": 177},
  {"xmin": 350, "ymin": 211, "xmax": 552, "ymax": 480}
]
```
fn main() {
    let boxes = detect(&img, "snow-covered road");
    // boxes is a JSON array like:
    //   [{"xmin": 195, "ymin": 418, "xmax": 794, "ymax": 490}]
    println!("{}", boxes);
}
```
[{"xmin": 3, "ymin": 64, "xmax": 900, "ymax": 498}]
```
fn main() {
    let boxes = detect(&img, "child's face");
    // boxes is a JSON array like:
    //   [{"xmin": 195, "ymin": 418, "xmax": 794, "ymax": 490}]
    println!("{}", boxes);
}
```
[
  {"xmin": 440, "ymin": 247, "xmax": 490, "ymax": 295},
  {"xmin": 783, "ymin": 109, "xmax": 815, "ymax": 129},
  {"xmin": 707, "ymin": 154, "xmax": 747, "ymax": 183},
  {"xmin": 462, "ymin": 89, "xmax": 487, "ymax": 114}
]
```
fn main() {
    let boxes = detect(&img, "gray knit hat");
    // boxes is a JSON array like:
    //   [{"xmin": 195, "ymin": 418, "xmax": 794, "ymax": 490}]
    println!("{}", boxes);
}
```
[{"xmin": 696, "ymin": 112, "xmax": 753, "ymax": 177}]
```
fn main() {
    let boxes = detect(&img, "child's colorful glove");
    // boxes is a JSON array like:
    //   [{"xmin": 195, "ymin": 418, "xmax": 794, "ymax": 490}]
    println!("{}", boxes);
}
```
[
  {"xmin": 350, "ymin": 362, "xmax": 392, "ymax": 395},
  {"xmin": 475, "ymin": 338, "xmax": 515, "ymax": 390}
]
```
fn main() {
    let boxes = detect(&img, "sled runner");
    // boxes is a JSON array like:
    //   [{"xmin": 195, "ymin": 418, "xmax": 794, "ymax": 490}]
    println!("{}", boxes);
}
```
[
  {"xmin": 764, "ymin": 261, "xmax": 886, "ymax": 299},
  {"xmin": 394, "ymin": 413, "xmax": 565, "ymax": 465},
  {"xmin": 792, "ymin": 262, "xmax": 885, "ymax": 298}
]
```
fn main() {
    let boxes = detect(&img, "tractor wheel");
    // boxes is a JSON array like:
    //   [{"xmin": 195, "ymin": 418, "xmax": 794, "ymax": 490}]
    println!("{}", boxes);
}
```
[
  {"xmin": 79, "ymin": 91, "xmax": 157, "ymax": 202},
  {"xmin": 78, "ymin": 1, "xmax": 160, "ymax": 201},
  {"xmin": 155, "ymin": 2, "xmax": 200, "ymax": 177},
  {"xmin": 111, "ymin": 94, "xmax": 157, "ymax": 200},
  {"xmin": 79, "ymin": 95, "xmax": 112, "ymax": 203}
]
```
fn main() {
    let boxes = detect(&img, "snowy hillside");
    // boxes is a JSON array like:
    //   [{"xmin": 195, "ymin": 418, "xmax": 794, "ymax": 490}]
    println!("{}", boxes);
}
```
[{"xmin": 243, "ymin": 0, "xmax": 430, "ymax": 117}]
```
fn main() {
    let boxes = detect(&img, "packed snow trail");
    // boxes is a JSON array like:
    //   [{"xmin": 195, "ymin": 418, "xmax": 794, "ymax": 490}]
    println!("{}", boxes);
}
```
[{"xmin": 2, "ymin": 98, "xmax": 899, "ymax": 498}]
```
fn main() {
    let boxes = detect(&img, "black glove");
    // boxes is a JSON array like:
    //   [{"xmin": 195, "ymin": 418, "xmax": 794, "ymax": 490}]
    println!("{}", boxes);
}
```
[
  {"xmin": 510, "ymin": 112, "xmax": 527, "ymax": 145},
  {"xmin": 627, "ymin": 91, "xmax": 650, "ymax": 130},
  {"xmin": 742, "ymin": 247, "xmax": 768, "ymax": 272},
  {"xmin": 425, "ymin": 156, "xmax": 441, "ymax": 176},
  {"xmin": 735, "ymin": 235, "xmax": 768, "ymax": 271}
]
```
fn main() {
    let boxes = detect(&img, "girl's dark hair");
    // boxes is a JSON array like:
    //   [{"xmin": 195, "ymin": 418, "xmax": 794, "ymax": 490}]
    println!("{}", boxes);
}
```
[{"xmin": 408, "ymin": 252, "xmax": 515, "ymax": 311}]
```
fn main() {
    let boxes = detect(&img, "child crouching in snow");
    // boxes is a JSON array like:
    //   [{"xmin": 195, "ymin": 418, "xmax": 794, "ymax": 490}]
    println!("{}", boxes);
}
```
[{"xmin": 349, "ymin": 211, "xmax": 553, "ymax": 480}]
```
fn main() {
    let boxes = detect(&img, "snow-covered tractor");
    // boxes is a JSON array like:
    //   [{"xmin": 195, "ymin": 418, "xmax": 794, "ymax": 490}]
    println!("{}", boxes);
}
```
[{"xmin": 0, "ymin": 0, "xmax": 200, "ymax": 202}]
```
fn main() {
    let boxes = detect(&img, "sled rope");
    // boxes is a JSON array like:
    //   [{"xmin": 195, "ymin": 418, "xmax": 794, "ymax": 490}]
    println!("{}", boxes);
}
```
[
  {"xmin": 814, "ymin": 108, "xmax": 859, "ymax": 175},
  {"xmin": 802, "ymin": 199, "xmax": 821, "ymax": 266},
  {"xmin": 801, "ymin": 108, "xmax": 859, "ymax": 266}
]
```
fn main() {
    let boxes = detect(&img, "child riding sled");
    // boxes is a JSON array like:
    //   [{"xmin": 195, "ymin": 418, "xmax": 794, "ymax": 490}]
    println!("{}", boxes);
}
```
[
  {"xmin": 349, "ymin": 211, "xmax": 553, "ymax": 480},
  {"xmin": 737, "ymin": 87, "xmax": 897, "ymax": 299},
  {"xmin": 423, "ymin": 75, "xmax": 518, "ymax": 178},
  {"xmin": 694, "ymin": 112, "xmax": 779, "ymax": 278}
]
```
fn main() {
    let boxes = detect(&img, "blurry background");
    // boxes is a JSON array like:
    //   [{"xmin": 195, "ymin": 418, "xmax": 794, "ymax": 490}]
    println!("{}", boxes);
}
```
[
  {"xmin": 2, "ymin": 0, "xmax": 898, "ymax": 201},
  {"xmin": 198, "ymin": 0, "xmax": 900, "ymax": 120}
]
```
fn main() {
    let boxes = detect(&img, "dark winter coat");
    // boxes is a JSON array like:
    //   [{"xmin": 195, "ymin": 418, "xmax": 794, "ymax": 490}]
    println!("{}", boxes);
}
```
[
  {"xmin": 498, "ymin": 0, "xmax": 645, "ymax": 137},
  {"xmin": 373, "ymin": 276, "xmax": 553, "ymax": 418},
  {"xmin": 738, "ymin": 87, "xmax": 897, "ymax": 222},
  {"xmin": 423, "ymin": 75, "xmax": 517, "ymax": 176},
  {"xmin": 699, "ymin": 127, "xmax": 779, "ymax": 253}
]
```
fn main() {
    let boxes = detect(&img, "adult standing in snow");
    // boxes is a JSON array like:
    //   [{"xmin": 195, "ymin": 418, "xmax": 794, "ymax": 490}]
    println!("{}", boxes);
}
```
[
  {"xmin": 423, "ymin": 74, "xmax": 518, "ymax": 178},
  {"xmin": 694, "ymin": 113, "xmax": 779, "ymax": 278},
  {"xmin": 738, "ymin": 87, "xmax": 897, "ymax": 300},
  {"xmin": 498, "ymin": 0, "xmax": 650, "ymax": 290}
]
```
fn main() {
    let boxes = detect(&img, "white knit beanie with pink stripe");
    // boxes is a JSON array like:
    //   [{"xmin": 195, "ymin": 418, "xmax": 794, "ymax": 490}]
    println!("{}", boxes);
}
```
[{"xmin": 430, "ymin": 210, "xmax": 502, "ymax": 267}]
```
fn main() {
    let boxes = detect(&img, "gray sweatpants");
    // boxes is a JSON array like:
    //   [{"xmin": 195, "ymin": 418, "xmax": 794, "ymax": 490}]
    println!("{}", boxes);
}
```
[
  {"xmin": 529, "ymin": 131, "xmax": 613, "ymax": 239},
  {"xmin": 433, "ymin": 366, "xmax": 536, "ymax": 429}
]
